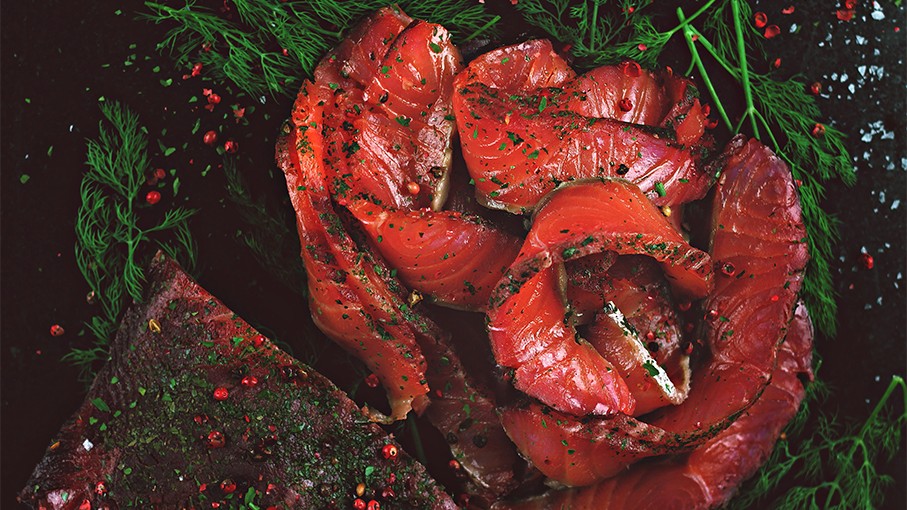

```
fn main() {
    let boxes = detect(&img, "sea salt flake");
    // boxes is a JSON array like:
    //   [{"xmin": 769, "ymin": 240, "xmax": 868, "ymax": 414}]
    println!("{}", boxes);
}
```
[{"xmin": 83, "ymin": 439, "xmax": 94, "ymax": 451}]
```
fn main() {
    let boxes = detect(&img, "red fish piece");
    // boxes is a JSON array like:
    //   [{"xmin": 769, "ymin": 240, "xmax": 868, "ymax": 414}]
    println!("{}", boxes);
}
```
[
  {"xmin": 455, "ymin": 83, "xmax": 711, "ymax": 213},
  {"xmin": 496, "ymin": 302, "xmax": 813, "ymax": 509},
  {"xmin": 347, "ymin": 200, "xmax": 521, "ymax": 311},
  {"xmin": 497, "ymin": 138, "xmax": 808, "ymax": 487},
  {"xmin": 455, "ymin": 39, "xmax": 576, "ymax": 94},
  {"xmin": 277, "ymin": 82, "xmax": 429, "ymax": 422}
]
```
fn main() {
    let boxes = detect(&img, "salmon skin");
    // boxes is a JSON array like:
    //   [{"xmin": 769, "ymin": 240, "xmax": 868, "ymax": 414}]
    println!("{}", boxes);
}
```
[
  {"xmin": 487, "ymin": 179, "xmax": 712, "ymax": 418},
  {"xmin": 497, "ymin": 137, "xmax": 809, "ymax": 490},
  {"xmin": 454, "ymin": 40, "xmax": 713, "ymax": 214}
]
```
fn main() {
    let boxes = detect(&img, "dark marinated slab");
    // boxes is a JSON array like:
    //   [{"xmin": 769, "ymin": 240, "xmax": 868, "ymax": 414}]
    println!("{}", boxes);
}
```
[{"xmin": 19, "ymin": 254, "xmax": 455, "ymax": 510}]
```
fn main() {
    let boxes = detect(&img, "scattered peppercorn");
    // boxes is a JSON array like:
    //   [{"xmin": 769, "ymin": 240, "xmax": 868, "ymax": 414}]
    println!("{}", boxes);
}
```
[
  {"xmin": 145, "ymin": 190, "xmax": 161, "ymax": 205},
  {"xmin": 50, "ymin": 324, "xmax": 65, "ymax": 336},
  {"xmin": 213, "ymin": 387, "xmax": 229, "ymax": 401}
]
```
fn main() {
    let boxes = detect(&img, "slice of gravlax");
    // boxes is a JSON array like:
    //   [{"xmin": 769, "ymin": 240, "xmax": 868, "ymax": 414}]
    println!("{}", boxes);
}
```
[
  {"xmin": 495, "ymin": 302, "xmax": 813, "ymax": 510},
  {"xmin": 497, "ymin": 137, "xmax": 809, "ymax": 487},
  {"xmin": 487, "ymin": 179, "xmax": 712, "ymax": 417},
  {"xmin": 347, "ymin": 199, "xmax": 521, "ymax": 311},
  {"xmin": 316, "ymin": 8, "xmax": 462, "ymax": 210},
  {"xmin": 453, "ymin": 40, "xmax": 712, "ymax": 213},
  {"xmin": 18, "ymin": 253, "xmax": 456, "ymax": 510},
  {"xmin": 278, "ymin": 81, "xmax": 430, "ymax": 422}
]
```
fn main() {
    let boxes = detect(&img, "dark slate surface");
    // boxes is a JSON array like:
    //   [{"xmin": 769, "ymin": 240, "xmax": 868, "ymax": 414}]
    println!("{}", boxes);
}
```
[{"xmin": 2, "ymin": 0, "xmax": 904, "ymax": 508}]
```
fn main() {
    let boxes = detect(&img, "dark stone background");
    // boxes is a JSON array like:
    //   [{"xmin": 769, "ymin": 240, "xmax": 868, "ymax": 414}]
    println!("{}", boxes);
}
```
[{"xmin": 2, "ymin": 0, "xmax": 904, "ymax": 507}]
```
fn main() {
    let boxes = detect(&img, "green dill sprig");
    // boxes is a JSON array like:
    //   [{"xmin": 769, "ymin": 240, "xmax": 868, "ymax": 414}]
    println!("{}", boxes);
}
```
[
  {"xmin": 728, "ymin": 375, "xmax": 906, "ymax": 510},
  {"xmin": 65, "ymin": 101, "xmax": 197, "ymax": 380},
  {"xmin": 144, "ymin": 0, "xmax": 500, "ymax": 99}
]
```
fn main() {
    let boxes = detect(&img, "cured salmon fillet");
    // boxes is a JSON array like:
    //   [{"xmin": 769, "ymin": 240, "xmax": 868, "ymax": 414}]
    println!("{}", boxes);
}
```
[{"xmin": 454, "ymin": 40, "xmax": 712, "ymax": 213}]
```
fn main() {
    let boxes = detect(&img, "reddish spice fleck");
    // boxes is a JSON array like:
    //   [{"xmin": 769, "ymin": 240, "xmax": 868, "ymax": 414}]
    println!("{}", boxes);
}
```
[
  {"xmin": 860, "ymin": 253, "xmax": 874, "ymax": 269},
  {"xmin": 366, "ymin": 501, "xmax": 380, "ymax": 510},
  {"xmin": 364, "ymin": 373, "xmax": 380, "ymax": 387},
  {"xmin": 282, "ymin": 48, "xmax": 289, "ymax": 57},
  {"xmin": 720, "ymin": 262, "xmax": 736, "ymax": 276},
  {"xmin": 754, "ymin": 11, "xmax": 768, "ymax": 28},
  {"xmin": 773, "ymin": 57, "xmax": 782, "ymax": 68},
  {"xmin": 619, "ymin": 60, "xmax": 641, "ymax": 78},
  {"xmin": 206, "ymin": 430, "xmax": 226, "ymax": 448},
  {"xmin": 705, "ymin": 118, "xmax": 719, "ymax": 129},
  {"xmin": 845, "ymin": 0, "xmax": 857, "ymax": 8},
  {"xmin": 199, "ymin": 483, "xmax": 207, "ymax": 492},
  {"xmin": 770, "ymin": 295, "xmax": 780, "ymax": 302},
  {"xmin": 382, "ymin": 444, "xmax": 398, "ymax": 460},
  {"xmin": 406, "ymin": 181, "xmax": 421, "ymax": 195},
  {"xmin": 203, "ymin": 130, "xmax": 218, "ymax": 146},
  {"xmin": 211, "ymin": 503, "xmax": 220, "ymax": 509},
  {"xmin": 213, "ymin": 387, "xmax": 229, "ymax": 401},
  {"xmin": 782, "ymin": 5, "xmax": 795, "ymax": 14},
  {"xmin": 764, "ymin": 25, "xmax": 781, "ymax": 39},
  {"xmin": 95, "ymin": 481, "xmax": 107, "ymax": 497},
  {"xmin": 626, "ymin": 6, "xmax": 635, "ymax": 14},
  {"xmin": 353, "ymin": 499, "xmax": 367, "ymax": 510},
  {"xmin": 795, "ymin": 179, "xmax": 803, "ymax": 187},
  {"xmin": 202, "ymin": 42, "xmax": 212, "ymax": 52},
  {"xmin": 50, "ymin": 324, "xmax": 65, "ymax": 337},
  {"xmin": 560, "ymin": 43, "xmax": 573, "ymax": 55},
  {"xmin": 224, "ymin": 139, "xmax": 239, "ymax": 154},
  {"xmin": 449, "ymin": 459, "xmax": 461, "ymax": 470},
  {"xmin": 241, "ymin": 375, "xmax": 259, "ymax": 388},
  {"xmin": 253, "ymin": 334, "xmax": 266, "ymax": 347},
  {"xmin": 146, "ymin": 190, "xmax": 162, "ymax": 205},
  {"xmin": 381, "ymin": 486, "xmax": 396, "ymax": 499},
  {"xmin": 706, "ymin": 309, "xmax": 719, "ymax": 321},
  {"xmin": 684, "ymin": 342, "xmax": 694, "ymax": 355},
  {"xmin": 645, "ymin": 331, "xmax": 655, "ymax": 341},
  {"xmin": 154, "ymin": 168, "xmax": 167, "ymax": 180},
  {"xmin": 836, "ymin": 9, "xmax": 854, "ymax": 21},
  {"xmin": 220, "ymin": 479, "xmax": 237, "ymax": 493},
  {"xmin": 78, "ymin": 499, "xmax": 91, "ymax": 510},
  {"xmin": 208, "ymin": 93, "xmax": 222, "ymax": 105},
  {"xmin": 811, "ymin": 123, "xmax": 826, "ymax": 137},
  {"xmin": 637, "ymin": 43, "xmax": 647, "ymax": 52},
  {"xmin": 809, "ymin": 82, "xmax": 822, "ymax": 95},
  {"xmin": 191, "ymin": 63, "xmax": 203, "ymax": 77},
  {"xmin": 386, "ymin": 473, "xmax": 396, "ymax": 484},
  {"xmin": 194, "ymin": 413, "xmax": 209, "ymax": 425},
  {"xmin": 233, "ymin": 107, "xmax": 246, "ymax": 121},
  {"xmin": 618, "ymin": 98, "xmax": 633, "ymax": 112}
]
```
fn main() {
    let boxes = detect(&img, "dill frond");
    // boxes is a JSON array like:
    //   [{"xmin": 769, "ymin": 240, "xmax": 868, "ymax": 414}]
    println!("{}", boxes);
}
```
[
  {"xmin": 64, "ymin": 101, "xmax": 197, "ymax": 381},
  {"xmin": 144, "ymin": 0, "xmax": 500, "ymax": 99},
  {"xmin": 728, "ymin": 376, "xmax": 906, "ymax": 510}
]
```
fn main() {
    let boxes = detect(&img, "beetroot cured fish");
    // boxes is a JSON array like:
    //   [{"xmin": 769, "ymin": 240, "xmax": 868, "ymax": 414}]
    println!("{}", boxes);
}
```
[
  {"xmin": 453, "ymin": 40, "xmax": 712, "ymax": 213},
  {"xmin": 496, "ymin": 302, "xmax": 814, "ymax": 510},
  {"xmin": 487, "ymin": 179, "xmax": 712, "ymax": 417},
  {"xmin": 498, "ymin": 137, "xmax": 808, "ymax": 489},
  {"xmin": 315, "ymin": 7, "xmax": 462, "ymax": 210},
  {"xmin": 347, "ymin": 200, "xmax": 522, "ymax": 311}
]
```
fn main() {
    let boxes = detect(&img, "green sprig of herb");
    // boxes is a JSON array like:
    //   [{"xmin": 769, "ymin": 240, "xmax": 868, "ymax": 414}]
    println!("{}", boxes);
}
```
[
  {"xmin": 65, "ymin": 101, "xmax": 197, "ymax": 380},
  {"xmin": 728, "ymin": 375, "xmax": 906, "ymax": 510},
  {"xmin": 144, "ymin": 0, "xmax": 500, "ymax": 99}
]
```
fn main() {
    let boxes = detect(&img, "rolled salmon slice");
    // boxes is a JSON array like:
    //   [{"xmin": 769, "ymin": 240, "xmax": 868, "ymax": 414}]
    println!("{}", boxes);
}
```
[
  {"xmin": 497, "ymin": 138, "xmax": 808, "ymax": 488},
  {"xmin": 495, "ymin": 302, "xmax": 813, "ymax": 509}
]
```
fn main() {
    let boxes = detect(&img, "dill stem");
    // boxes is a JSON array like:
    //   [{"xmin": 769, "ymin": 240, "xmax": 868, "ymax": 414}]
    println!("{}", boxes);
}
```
[
  {"xmin": 823, "ymin": 375, "xmax": 905, "ymax": 508},
  {"xmin": 463, "ymin": 15, "xmax": 501, "ymax": 42},
  {"xmin": 589, "ymin": 1, "xmax": 599, "ymax": 52},
  {"xmin": 730, "ymin": 0, "xmax": 759, "ymax": 138},
  {"xmin": 408, "ymin": 414, "xmax": 428, "ymax": 466},
  {"xmin": 664, "ymin": 0, "xmax": 716, "ymax": 38},
  {"xmin": 686, "ymin": 27, "xmax": 739, "ymax": 79},
  {"xmin": 677, "ymin": 7, "xmax": 732, "ymax": 132}
]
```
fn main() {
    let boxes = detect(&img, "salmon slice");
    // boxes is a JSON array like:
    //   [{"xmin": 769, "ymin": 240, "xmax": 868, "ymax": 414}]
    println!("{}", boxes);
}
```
[
  {"xmin": 347, "ymin": 199, "xmax": 521, "ymax": 311},
  {"xmin": 277, "ymin": 82, "xmax": 429, "ymax": 422},
  {"xmin": 454, "ymin": 41, "xmax": 712, "ymax": 214},
  {"xmin": 317, "ymin": 11, "xmax": 462, "ymax": 210},
  {"xmin": 494, "ymin": 302, "xmax": 813, "ymax": 509},
  {"xmin": 496, "ymin": 137, "xmax": 808, "ymax": 487},
  {"xmin": 569, "ymin": 256, "xmax": 691, "ymax": 415},
  {"xmin": 487, "ymin": 180, "xmax": 710, "ymax": 417},
  {"xmin": 563, "ymin": 62, "xmax": 708, "ymax": 146}
]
